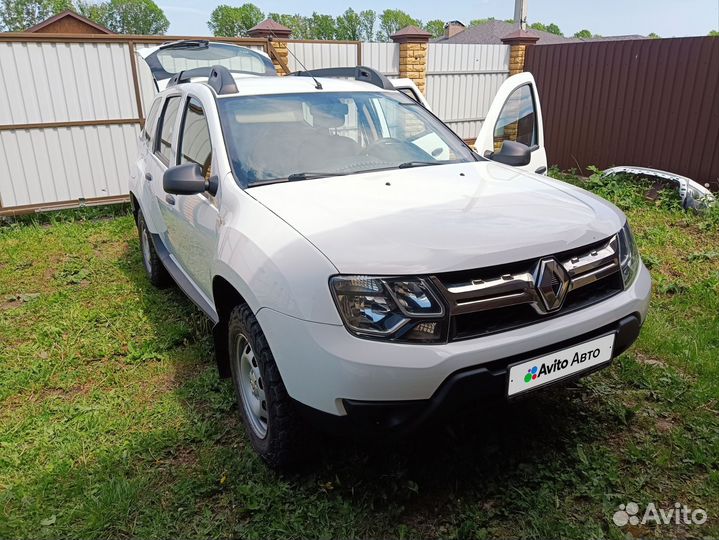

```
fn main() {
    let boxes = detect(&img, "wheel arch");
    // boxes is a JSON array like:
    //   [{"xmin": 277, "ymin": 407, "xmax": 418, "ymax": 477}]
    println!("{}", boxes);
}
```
[
  {"xmin": 129, "ymin": 191, "xmax": 140, "ymax": 224},
  {"xmin": 212, "ymin": 274, "xmax": 251, "ymax": 378}
]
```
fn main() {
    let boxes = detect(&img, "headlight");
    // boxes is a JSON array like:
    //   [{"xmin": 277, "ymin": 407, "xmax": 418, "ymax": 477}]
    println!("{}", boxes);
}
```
[
  {"xmin": 617, "ymin": 221, "xmax": 640, "ymax": 288},
  {"xmin": 330, "ymin": 275, "xmax": 446, "ymax": 342}
]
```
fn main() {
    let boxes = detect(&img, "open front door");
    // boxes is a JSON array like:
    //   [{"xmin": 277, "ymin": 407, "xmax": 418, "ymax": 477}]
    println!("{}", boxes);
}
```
[{"xmin": 475, "ymin": 72, "xmax": 548, "ymax": 175}]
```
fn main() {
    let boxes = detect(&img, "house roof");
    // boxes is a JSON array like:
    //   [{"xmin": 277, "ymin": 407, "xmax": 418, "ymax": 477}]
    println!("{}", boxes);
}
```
[
  {"xmin": 433, "ymin": 20, "xmax": 648, "ymax": 45},
  {"xmin": 248, "ymin": 18, "xmax": 292, "ymax": 38},
  {"xmin": 249, "ymin": 19, "xmax": 291, "ymax": 33},
  {"xmin": 433, "ymin": 20, "xmax": 569, "ymax": 45},
  {"xmin": 390, "ymin": 25, "xmax": 432, "ymax": 40},
  {"xmin": 25, "ymin": 10, "xmax": 114, "ymax": 34}
]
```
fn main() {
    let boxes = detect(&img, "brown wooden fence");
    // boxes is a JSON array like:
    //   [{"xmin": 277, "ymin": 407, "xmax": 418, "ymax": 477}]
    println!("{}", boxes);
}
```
[{"xmin": 524, "ymin": 37, "xmax": 719, "ymax": 188}]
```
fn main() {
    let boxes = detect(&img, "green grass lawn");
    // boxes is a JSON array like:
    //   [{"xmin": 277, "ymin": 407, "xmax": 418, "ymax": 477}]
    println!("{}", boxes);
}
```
[{"xmin": 1, "ymin": 173, "xmax": 718, "ymax": 539}]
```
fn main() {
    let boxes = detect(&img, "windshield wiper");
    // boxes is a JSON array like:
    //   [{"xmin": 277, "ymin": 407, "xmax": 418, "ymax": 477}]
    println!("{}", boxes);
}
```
[
  {"xmin": 287, "ymin": 171, "xmax": 350, "ymax": 181},
  {"xmin": 398, "ymin": 161, "xmax": 443, "ymax": 169}
]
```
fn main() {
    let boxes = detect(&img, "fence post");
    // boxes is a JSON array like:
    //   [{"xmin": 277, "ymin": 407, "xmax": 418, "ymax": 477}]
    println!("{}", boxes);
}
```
[
  {"xmin": 391, "ymin": 26, "xmax": 431, "ymax": 95},
  {"xmin": 247, "ymin": 19, "xmax": 292, "ymax": 75},
  {"xmin": 501, "ymin": 30, "xmax": 539, "ymax": 75}
]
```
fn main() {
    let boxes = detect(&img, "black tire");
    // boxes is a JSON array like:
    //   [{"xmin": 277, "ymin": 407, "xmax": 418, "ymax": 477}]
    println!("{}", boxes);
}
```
[
  {"xmin": 228, "ymin": 304, "xmax": 304, "ymax": 468},
  {"xmin": 137, "ymin": 209, "xmax": 170, "ymax": 287}
]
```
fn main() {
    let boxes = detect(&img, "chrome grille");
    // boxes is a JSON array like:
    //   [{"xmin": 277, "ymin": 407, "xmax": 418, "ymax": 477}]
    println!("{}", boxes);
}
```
[{"xmin": 432, "ymin": 236, "xmax": 623, "ymax": 341}]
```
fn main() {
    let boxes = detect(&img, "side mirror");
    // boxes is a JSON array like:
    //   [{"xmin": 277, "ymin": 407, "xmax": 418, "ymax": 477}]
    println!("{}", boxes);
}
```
[
  {"xmin": 487, "ymin": 140, "xmax": 531, "ymax": 167},
  {"xmin": 163, "ymin": 163, "xmax": 217, "ymax": 196}
]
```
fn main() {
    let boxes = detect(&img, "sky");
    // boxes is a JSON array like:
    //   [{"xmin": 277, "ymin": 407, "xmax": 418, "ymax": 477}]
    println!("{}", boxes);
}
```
[{"xmin": 159, "ymin": 0, "xmax": 719, "ymax": 38}]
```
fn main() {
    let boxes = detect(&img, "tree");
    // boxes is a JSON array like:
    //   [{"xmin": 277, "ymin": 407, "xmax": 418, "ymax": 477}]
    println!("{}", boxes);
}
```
[
  {"xmin": 0, "ymin": 0, "xmax": 73, "ymax": 31},
  {"xmin": 335, "ymin": 7, "xmax": 360, "ymax": 40},
  {"xmin": 358, "ymin": 9, "xmax": 375, "ymax": 41},
  {"xmin": 573, "ymin": 29, "xmax": 592, "ymax": 39},
  {"xmin": 424, "ymin": 19, "xmax": 444, "ymax": 39},
  {"xmin": 308, "ymin": 11, "xmax": 335, "ymax": 40},
  {"xmin": 648, "ymin": 32, "xmax": 660, "ymax": 39},
  {"xmin": 469, "ymin": 17, "xmax": 495, "ymax": 26},
  {"xmin": 208, "ymin": 3, "xmax": 263, "ymax": 37},
  {"xmin": 708, "ymin": 30, "xmax": 718, "ymax": 36},
  {"xmin": 79, "ymin": 0, "xmax": 167, "ymax": 34},
  {"xmin": 267, "ymin": 12, "xmax": 312, "ymax": 39},
  {"xmin": 545, "ymin": 22, "xmax": 562, "ymax": 36},
  {"xmin": 378, "ymin": 9, "xmax": 420, "ymax": 41},
  {"xmin": 530, "ymin": 21, "xmax": 563, "ymax": 36},
  {"xmin": 76, "ymin": 0, "xmax": 109, "ymax": 25}
]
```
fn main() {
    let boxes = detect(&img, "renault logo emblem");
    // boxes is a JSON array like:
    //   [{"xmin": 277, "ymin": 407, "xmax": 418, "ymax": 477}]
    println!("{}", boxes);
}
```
[{"xmin": 535, "ymin": 257, "xmax": 570, "ymax": 312}]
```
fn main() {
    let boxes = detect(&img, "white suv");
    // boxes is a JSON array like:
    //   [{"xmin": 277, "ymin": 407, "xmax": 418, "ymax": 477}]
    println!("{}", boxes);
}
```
[{"xmin": 130, "ymin": 42, "xmax": 651, "ymax": 467}]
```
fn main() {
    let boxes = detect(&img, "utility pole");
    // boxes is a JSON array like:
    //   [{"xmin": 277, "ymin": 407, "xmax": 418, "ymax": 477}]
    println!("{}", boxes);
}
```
[{"xmin": 514, "ymin": 0, "xmax": 528, "ymax": 30}]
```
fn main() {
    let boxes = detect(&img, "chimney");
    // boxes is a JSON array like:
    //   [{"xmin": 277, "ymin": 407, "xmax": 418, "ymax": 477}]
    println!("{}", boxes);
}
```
[{"xmin": 444, "ymin": 20, "xmax": 466, "ymax": 39}]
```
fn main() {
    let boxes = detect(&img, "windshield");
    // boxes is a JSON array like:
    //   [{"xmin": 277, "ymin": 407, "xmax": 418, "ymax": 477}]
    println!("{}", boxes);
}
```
[
  {"xmin": 147, "ymin": 42, "xmax": 276, "ymax": 81},
  {"xmin": 218, "ymin": 91, "xmax": 477, "ymax": 186}
]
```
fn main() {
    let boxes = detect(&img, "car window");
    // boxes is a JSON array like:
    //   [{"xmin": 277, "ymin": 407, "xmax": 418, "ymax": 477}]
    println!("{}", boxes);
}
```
[
  {"xmin": 147, "ymin": 42, "xmax": 276, "ymax": 81},
  {"xmin": 178, "ymin": 97, "xmax": 213, "ymax": 179},
  {"xmin": 373, "ymin": 97, "xmax": 452, "ymax": 159},
  {"xmin": 156, "ymin": 96, "xmax": 181, "ymax": 165},
  {"xmin": 493, "ymin": 84, "xmax": 536, "ymax": 151},
  {"xmin": 218, "ymin": 92, "xmax": 475, "ymax": 186},
  {"xmin": 142, "ymin": 98, "xmax": 162, "ymax": 144}
]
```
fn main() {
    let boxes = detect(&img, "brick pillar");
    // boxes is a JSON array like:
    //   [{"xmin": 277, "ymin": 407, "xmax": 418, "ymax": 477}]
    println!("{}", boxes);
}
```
[
  {"xmin": 501, "ymin": 30, "xmax": 539, "ymax": 75},
  {"xmin": 390, "ymin": 25, "xmax": 431, "ymax": 95},
  {"xmin": 267, "ymin": 40, "xmax": 289, "ymax": 74},
  {"xmin": 247, "ymin": 19, "xmax": 292, "ymax": 75}
]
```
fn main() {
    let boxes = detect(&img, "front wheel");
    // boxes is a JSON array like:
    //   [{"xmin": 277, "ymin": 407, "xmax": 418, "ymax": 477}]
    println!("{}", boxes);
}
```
[{"xmin": 228, "ymin": 304, "xmax": 304, "ymax": 468}]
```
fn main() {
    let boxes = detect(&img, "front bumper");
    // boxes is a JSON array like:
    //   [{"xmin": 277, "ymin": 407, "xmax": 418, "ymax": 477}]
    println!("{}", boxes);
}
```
[{"xmin": 257, "ymin": 263, "xmax": 651, "ymax": 418}]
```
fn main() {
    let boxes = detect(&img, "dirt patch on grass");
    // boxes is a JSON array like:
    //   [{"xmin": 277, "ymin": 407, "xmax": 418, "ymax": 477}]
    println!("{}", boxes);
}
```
[
  {"xmin": 635, "ymin": 352, "xmax": 667, "ymax": 367},
  {"xmin": 656, "ymin": 418, "xmax": 675, "ymax": 433},
  {"xmin": 0, "ymin": 380, "xmax": 95, "ymax": 418}
]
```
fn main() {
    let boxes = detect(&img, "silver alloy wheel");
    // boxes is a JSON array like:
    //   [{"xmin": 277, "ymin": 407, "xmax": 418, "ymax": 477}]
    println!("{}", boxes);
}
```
[
  {"xmin": 141, "ymin": 226, "xmax": 152, "ymax": 274},
  {"xmin": 233, "ymin": 334, "xmax": 268, "ymax": 439}
]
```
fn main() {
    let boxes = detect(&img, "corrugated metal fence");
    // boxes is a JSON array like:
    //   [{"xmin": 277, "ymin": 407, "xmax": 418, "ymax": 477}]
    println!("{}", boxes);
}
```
[
  {"xmin": 524, "ymin": 36, "xmax": 719, "ymax": 187},
  {"xmin": 426, "ymin": 44, "xmax": 510, "ymax": 139},
  {"xmin": 286, "ymin": 41, "xmax": 359, "ymax": 72},
  {"xmin": 0, "ymin": 35, "xmax": 509, "ymax": 215},
  {"xmin": 285, "ymin": 41, "xmax": 511, "ymax": 139},
  {"xmin": 0, "ymin": 34, "xmax": 267, "ymax": 215}
]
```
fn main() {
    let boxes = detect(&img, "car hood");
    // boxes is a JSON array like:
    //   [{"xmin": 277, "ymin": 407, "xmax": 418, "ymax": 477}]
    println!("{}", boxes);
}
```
[{"xmin": 248, "ymin": 161, "xmax": 625, "ymax": 274}]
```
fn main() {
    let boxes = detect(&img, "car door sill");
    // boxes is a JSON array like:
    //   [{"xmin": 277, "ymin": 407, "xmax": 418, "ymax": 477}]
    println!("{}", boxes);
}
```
[{"xmin": 149, "ymin": 232, "xmax": 219, "ymax": 323}]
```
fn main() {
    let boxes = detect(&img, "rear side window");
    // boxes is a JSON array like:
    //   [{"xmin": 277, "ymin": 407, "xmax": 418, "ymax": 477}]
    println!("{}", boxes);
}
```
[
  {"xmin": 178, "ymin": 97, "xmax": 213, "ymax": 179},
  {"xmin": 142, "ymin": 98, "xmax": 162, "ymax": 144},
  {"xmin": 493, "ymin": 84, "xmax": 536, "ymax": 151},
  {"xmin": 156, "ymin": 96, "xmax": 181, "ymax": 165}
]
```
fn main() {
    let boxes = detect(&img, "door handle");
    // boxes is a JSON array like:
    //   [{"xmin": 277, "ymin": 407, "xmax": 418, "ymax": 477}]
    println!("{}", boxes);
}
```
[
  {"xmin": 165, "ymin": 194, "xmax": 176, "ymax": 205},
  {"xmin": 535, "ymin": 166, "xmax": 547, "ymax": 175},
  {"xmin": 145, "ymin": 172, "xmax": 153, "ymax": 181}
]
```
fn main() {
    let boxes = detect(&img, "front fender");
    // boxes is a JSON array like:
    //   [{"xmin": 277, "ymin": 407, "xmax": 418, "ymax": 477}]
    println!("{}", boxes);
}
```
[{"xmin": 212, "ymin": 187, "xmax": 342, "ymax": 325}]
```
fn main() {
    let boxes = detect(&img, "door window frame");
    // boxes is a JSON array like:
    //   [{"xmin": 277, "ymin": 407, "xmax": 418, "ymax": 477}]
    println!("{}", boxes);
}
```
[
  {"xmin": 176, "ymin": 95, "xmax": 213, "ymax": 170},
  {"xmin": 493, "ymin": 83, "xmax": 539, "ymax": 151},
  {"xmin": 177, "ymin": 94, "xmax": 217, "ymax": 204},
  {"xmin": 154, "ymin": 94, "xmax": 182, "ymax": 167}
]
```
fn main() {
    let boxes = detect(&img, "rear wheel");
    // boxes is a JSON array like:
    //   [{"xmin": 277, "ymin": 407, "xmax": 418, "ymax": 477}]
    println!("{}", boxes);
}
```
[
  {"xmin": 137, "ymin": 209, "xmax": 169, "ymax": 287},
  {"xmin": 228, "ymin": 304, "xmax": 304, "ymax": 468}
]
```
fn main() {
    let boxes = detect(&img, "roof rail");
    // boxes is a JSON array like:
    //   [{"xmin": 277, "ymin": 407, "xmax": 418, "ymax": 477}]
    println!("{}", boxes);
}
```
[
  {"xmin": 291, "ymin": 66, "xmax": 395, "ymax": 90},
  {"xmin": 165, "ymin": 65, "xmax": 238, "ymax": 95},
  {"xmin": 166, "ymin": 67, "xmax": 212, "ymax": 88},
  {"xmin": 208, "ymin": 65, "xmax": 238, "ymax": 94}
]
